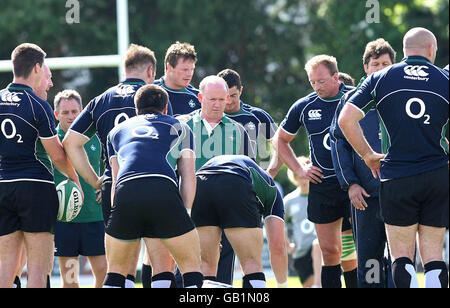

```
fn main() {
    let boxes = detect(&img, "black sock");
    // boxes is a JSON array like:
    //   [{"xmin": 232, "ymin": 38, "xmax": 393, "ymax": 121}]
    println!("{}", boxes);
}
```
[
  {"xmin": 204, "ymin": 276, "xmax": 217, "ymax": 281},
  {"xmin": 152, "ymin": 272, "xmax": 177, "ymax": 288},
  {"xmin": 322, "ymin": 265, "xmax": 342, "ymax": 288},
  {"xmin": 183, "ymin": 272, "xmax": 204, "ymax": 288},
  {"xmin": 343, "ymin": 269, "xmax": 358, "ymax": 288},
  {"xmin": 242, "ymin": 272, "xmax": 266, "ymax": 288},
  {"xmin": 392, "ymin": 257, "xmax": 418, "ymax": 288},
  {"xmin": 47, "ymin": 275, "xmax": 51, "ymax": 288},
  {"xmin": 103, "ymin": 273, "xmax": 125, "ymax": 288},
  {"xmin": 13, "ymin": 276, "xmax": 21, "ymax": 288},
  {"xmin": 141, "ymin": 264, "xmax": 153, "ymax": 288},
  {"xmin": 424, "ymin": 261, "xmax": 448, "ymax": 288}
]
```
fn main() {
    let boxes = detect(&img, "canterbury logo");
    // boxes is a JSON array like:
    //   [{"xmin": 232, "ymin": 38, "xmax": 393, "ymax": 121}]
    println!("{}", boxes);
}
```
[
  {"xmin": 1, "ymin": 92, "xmax": 22, "ymax": 103},
  {"xmin": 115, "ymin": 86, "xmax": 136, "ymax": 97},
  {"xmin": 404, "ymin": 65, "xmax": 429, "ymax": 77},
  {"xmin": 308, "ymin": 109, "xmax": 322, "ymax": 120}
]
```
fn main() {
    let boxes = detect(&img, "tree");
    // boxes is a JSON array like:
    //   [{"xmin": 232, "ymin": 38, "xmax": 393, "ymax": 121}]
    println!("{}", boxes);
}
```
[{"xmin": 1, "ymin": 0, "xmax": 447, "ymax": 190}]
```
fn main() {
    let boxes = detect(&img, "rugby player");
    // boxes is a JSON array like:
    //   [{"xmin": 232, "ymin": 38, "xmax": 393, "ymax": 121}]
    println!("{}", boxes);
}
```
[
  {"xmin": 192, "ymin": 155, "xmax": 284, "ymax": 288},
  {"xmin": 0, "ymin": 43, "xmax": 80, "ymax": 288},
  {"xmin": 154, "ymin": 41, "xmax": 200, "ymax": 117},
  {"xmin": 271, "ymin": 55, "xmax": 356, "ymax": 288},
  {"xmin": 331, "ymin": 38, "xmax": 396, "ymax": 288},
  {"xmin": 63, "ymin": 43, "xmax": 157, "ymax": 287},
  {"xmin": 104, "ymin": 84, "xmax": 203, "ymax": 288},
  {"xmin": 217, "ymin": 69, "xmax": 288, "ymax": 288},
  {"xmin": 339, "ymin": 27, "xmax": 449, "ymax": 288},
  {"xmin": 53, "ymin": 90, "xmax": 106, "ymax": 288}
]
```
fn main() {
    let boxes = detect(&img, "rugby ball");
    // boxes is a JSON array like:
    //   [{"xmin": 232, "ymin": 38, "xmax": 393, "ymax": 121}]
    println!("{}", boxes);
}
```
[{"xmin": 56, "ymin": 180, "xmax": 83, "ymax": 222}]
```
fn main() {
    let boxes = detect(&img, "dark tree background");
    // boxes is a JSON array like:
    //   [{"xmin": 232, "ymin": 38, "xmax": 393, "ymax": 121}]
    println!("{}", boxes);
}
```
[{"xmin": 1, "ymin": 0, "xmax": 448, "ymax": 191}]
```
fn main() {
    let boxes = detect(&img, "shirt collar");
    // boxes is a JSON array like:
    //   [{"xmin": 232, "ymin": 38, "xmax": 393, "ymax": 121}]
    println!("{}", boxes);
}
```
[
  {"xmin": 7, "ymin": 83, "xmax": 33, "ymax": 91},
  {"xmin": 403, "ymin": 56, "xmax": 432, "ymax": 65},
  {"xmin": 122, "ymin": 78, "xmax": 146, "ymax": 85}
]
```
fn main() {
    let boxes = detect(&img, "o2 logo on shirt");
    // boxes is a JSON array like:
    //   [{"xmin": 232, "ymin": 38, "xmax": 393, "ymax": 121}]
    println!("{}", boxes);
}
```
[
  {"xmin": 405, "ymin": 98, "xmax": 430, "ymax": 125},
  {"xmin": 132, "ymin": 126, "xmax": 159, "ymax": 139},
  {"xmin": 1, "ymin": 118, "xmax": 23, "ymax": 143}
]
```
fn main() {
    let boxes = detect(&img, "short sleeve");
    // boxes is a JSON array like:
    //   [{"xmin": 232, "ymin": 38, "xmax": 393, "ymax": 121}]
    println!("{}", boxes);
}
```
[
  {"xmin": 70, "ymin": 99, "xmax": 97, "ymax": 139},
  {"xmin": 280, "ymin": 101, "xmax": 304, "ymax": 135},
  {"xmin": 35, "ymin": 99, "xmax": 57, "ymax": 139},
  {"xmin": 347, "ymin": 76, "xmax": 377, "ymax": 115}
]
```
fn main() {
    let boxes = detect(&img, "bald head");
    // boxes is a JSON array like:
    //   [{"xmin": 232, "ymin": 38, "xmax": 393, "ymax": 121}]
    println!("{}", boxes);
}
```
[
  {"xmin": 198, "ymin": 76, "xmax": 230, "ymax": 123},
  {"xmin": 403, "ymin": 27, "xmax": 438, "ymax": 63},
  {"xmin": 199, "ymin": 75, "xmax": 229, "ymax": 94}
]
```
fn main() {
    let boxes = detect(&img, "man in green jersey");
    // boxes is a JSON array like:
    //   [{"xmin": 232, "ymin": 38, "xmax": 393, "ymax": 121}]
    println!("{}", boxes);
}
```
[
  {"xmin": 175, "ymin": 76, "xmax": 252, "ymax": 286},
  {"xmin": 181, "ymin": 75, "xmax": 253, "ymax": 171},
  {"xmin": 53, "ymin": 90, "xmax": 107, "ymax": 288}
]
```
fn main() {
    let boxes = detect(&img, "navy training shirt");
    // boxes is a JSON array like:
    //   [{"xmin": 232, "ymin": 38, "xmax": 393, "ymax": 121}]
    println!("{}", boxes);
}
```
[
  {"xmin": 0, "ymin": 84, "xmax": 57, "ymax": 184},
  {"xmin": 348, "ymin": 56, "xmax": 449, "ymax": 181},
  {"xmin": 225, "ymin": 102, "xmax": 278, "ymax": 157},
  {"xmin": 107, "ymin": 113, "xmax": 194, "ymax": 187},
  {"xmin": 154, "ymin": 77, "xmax": 201, "ymax": 117},
  {"xmin": 280, "ymin": 83, "xmax": 354, "ymax": 179},
  {"xmin": 69, "ymin": 79, "xmax": 150, "ymax": 183}
]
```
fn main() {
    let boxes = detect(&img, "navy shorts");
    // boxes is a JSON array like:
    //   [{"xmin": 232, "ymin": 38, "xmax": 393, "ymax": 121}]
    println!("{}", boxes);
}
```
[
  {"xmin": 192, "ymin": 174, "xmax": 263, "ymax": 229},
  {"xmin": 0, "ymin": 181, "xmax": 58, "ymax": 236},
  {"xmin": 380, "ymin": 166, "xmax": 449, "ymax": 228},
  {"xmin": 54, "ymin": 221, "xmax": 105, "ymax": 257},
  {"xmin": 106, "ymin": 177, "xmax": 195, "ymax": 241},
  {"xmin": 307, "ymin": 178, "xmax": 351, "ymax": 224},
  {"xmin": 293, "ymin": 247, "xmax": 314, "ymax": 284}
]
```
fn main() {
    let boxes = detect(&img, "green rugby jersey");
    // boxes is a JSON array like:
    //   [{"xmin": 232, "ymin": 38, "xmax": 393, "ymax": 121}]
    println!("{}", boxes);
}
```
[
  {"xmin": 54, "ymin": 125, "xmax": 103, "ymax": 223},
  {"xmin": 184, "ymin": 110, "xmax": 254, "ymax": 170}
]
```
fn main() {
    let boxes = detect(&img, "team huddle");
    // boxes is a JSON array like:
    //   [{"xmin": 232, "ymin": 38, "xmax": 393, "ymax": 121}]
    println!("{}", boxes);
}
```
[{"xmin": 0, "ymin": 26, "xmax": 448, "ymax": 288}]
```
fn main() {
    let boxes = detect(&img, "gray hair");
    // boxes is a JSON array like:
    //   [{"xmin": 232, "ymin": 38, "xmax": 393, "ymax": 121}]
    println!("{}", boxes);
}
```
[{"xmin": 54, "ymin": 89, "xmax": 82, "ymax": 111}]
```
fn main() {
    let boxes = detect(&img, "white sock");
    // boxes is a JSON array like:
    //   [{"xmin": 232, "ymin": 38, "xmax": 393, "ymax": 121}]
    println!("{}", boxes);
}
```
[
  {"xmin": 249, "ymin": 279, "xmax": 266, "ymax": 288},
  {"xmin": 152, "ymin": 280, "xmax": 172, "ymax": 288},
  {"xmin": 405, "ymin": 264, "xmax": 419, "ymax": 288},
  {"xmin": 277, "ymin": 281, "xmax": 289, "ymax": 288},
  {"xmin": 125, "ymin": 279, "xmax": 135, "ymax": 288},
  {"xmin": 425, "ymin": 269, "xmax": 443, "ymax": 288}
]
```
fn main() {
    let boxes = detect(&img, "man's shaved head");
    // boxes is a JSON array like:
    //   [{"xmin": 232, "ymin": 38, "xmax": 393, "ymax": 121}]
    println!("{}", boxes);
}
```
[{"xmin": 403, "ymin": 27, "xmax": 438, "ymax": 63}]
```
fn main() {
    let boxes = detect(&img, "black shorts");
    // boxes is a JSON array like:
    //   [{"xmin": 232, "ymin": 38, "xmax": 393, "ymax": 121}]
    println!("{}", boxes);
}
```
[
  {"xmin": 307, "ymin": 178, "xmax": 351, "ymax": 224},
  {"xmin": 380, "ymin": 166, "xmax": 449, "ymax": 228},
  {"xmin": 293, "ymin": 247, "xmax": 314, "ymax": 284},
  {"xmin": 54, "ymin": 221, "xmax": 105, "ymax": 257},
  {"xmin": 192, "ymin": 174, "xmax": 263, "ymax": 229},
  {"xmin": 0, "ymin": 181, "xmax": 59, "ymax": 236},
  {"xmin": 106, "ymin": 177, "xmax": 195, "ymax": 241}
]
